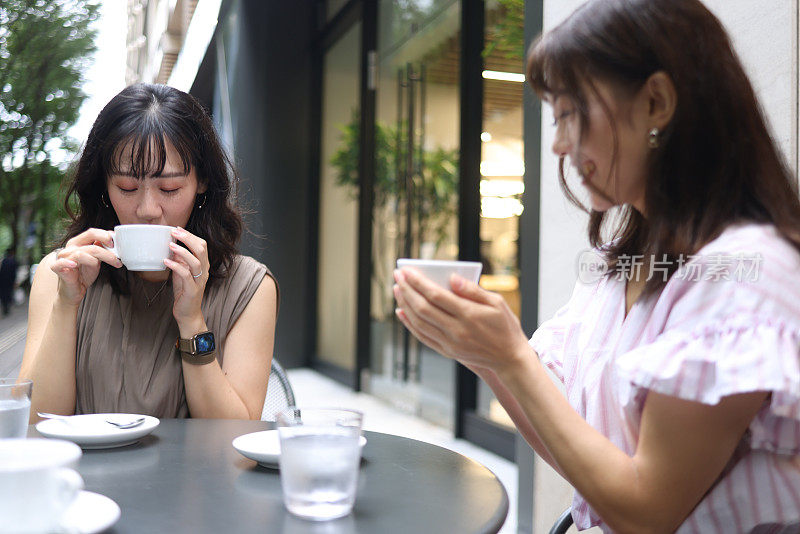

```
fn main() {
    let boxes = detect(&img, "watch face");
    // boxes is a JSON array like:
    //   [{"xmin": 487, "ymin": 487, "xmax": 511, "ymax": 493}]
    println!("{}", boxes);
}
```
[{"xmin": 196, "ymin": 332, "xmax": 215, "ymax": 353}]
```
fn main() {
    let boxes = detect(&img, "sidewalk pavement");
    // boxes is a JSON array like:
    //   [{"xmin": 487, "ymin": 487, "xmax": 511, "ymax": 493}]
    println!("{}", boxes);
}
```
[{"xmin": 0, "ymin": 296, "xmax": 28, "ymax": 379}]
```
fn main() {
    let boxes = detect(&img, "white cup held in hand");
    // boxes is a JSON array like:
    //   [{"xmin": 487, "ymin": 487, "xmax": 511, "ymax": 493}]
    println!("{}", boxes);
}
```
[
  {"xmin": 104, "ymin": 224, "xmax": 176, "ymax": 271},
  {"xmin": 0, "ymin": 438, "xmax": 84, "ymax": 533},
  {"xmin": 396, "ymin": 259, "xmax": 483, "ymax": 290}
]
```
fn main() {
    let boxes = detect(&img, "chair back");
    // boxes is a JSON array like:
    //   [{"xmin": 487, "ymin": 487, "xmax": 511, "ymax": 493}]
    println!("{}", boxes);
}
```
[
  {"xmin": 548, "ymin": 507, "xmax": 574, "ymax": 534},
  {"xmin": 261, "ymin": 358, "xmax": 297, "ymax": 421}
]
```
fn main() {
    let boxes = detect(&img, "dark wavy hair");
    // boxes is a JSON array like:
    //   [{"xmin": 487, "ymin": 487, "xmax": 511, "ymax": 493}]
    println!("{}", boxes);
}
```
[
  {"xmin": 62, "ymin": 83, "xmax": 243, "ymax": 292},
  {"xmin": 527, "ymin": 0, "xmax": 800, "ymax": 296}
]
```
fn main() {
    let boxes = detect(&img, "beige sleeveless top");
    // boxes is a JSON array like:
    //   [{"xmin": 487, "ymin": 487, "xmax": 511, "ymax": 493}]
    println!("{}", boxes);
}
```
[{"xmin": 74, "ymin": 255, "xmax": 275, "ymax": 418}]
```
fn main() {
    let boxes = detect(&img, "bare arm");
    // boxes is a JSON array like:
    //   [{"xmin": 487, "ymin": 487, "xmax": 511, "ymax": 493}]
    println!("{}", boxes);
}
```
[
  {"xmin": 179, "ymin": 275, "xmax": 277, "ymax": 419},
  {"xmin": 395, "ymin": 268, "xmax": 766, "ymax": 532},
  {"xmin": 20, "ymin": 253, "xmax": 79, "ymax": 416},
  {"xmin": 164, "ymin": 228, "xmax": 277, "ymax": 419},
  {"xmin": 20, "ymin": 230, "xmax": 121, "ymax": 418},
  {"xmin": 464, "ymin": 363, "xmax": 564, "ymax": 476}
]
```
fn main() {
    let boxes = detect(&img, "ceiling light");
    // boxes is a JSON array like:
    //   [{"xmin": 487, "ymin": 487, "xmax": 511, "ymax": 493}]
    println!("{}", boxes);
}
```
[
  {"xmin": 482, "ymin": 70, "xmax": 526, "ymax": 83},
  {"xmin": 480, "ymin": 180, "xmax": 525, "ymax": 197},
  {"xmin": 481, "ymin": 197, "xmax": 524, "ymax": 219},
  {"xmin": 480, "ymin": 160, "xmax": 525, "ymax": 177}
]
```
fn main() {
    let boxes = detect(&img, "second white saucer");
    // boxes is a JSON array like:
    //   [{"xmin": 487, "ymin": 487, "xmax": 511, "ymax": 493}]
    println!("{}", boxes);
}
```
[
  {"xmin": 60, "ymin": 491, "xmax": 121, "ymax": 534},
  {"xmin": 233, "ymin": 429, "xmax": 367, "ymax": 468}
]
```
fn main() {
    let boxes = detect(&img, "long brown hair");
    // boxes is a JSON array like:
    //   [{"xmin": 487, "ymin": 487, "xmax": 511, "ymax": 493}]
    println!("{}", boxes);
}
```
[
  {"xmin": 527, "ymin": 0, "xmax": 800, "ymax": 295},
  {"xmin": 62, "ymin": 83, "xmax": 243, "ymax": 292}
]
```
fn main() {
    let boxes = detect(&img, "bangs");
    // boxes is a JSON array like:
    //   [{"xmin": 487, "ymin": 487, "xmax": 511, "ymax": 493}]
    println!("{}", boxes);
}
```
[
  {"xmin": 526, "ymin": 27, "xmax": 588, "ymax": 105},
  {"xmin": 103, "ymin": 112, "xmax": 194, "ymax": 180}
]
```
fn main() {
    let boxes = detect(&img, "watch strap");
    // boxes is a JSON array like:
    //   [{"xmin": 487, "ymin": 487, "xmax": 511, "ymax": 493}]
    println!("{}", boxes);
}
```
[
  {"xmin": 176, "ymin": 336, "xmax": 196, "ymax": 353},
  {"xmin": 178, "ymin": 349, "xmax": 216, "ymax": 365}
]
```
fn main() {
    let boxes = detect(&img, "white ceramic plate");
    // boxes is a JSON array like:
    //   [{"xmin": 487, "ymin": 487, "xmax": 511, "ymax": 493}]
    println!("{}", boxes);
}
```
[
  {"xmin": 232, "ymin": 429, "xmax": 367, "ymax": 468},
  {"xmin": 36, "ymin": 414, "xmax": 159, "ymax": 449},
  {"xmin": 60, "ymin": 491, "xmax": 121, "ymax": 534}
]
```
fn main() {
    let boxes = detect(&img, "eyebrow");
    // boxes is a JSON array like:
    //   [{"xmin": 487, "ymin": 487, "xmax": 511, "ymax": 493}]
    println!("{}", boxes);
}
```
[{"xmin": 115, "ymin": 171, "xmax": 187, "ymax": 178}]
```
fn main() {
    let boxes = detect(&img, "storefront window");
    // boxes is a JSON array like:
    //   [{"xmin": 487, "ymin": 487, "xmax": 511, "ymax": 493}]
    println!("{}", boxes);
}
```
[
  {"xmin": 367, "ymin": 0, "xmax": 461, "ymax": 429},
  {"xmin": 477, "ymin": 0, "xmax": 525, "ymax": 430},
  {"xmin": 316, "ymin": 22, "xmax": 362, "ymax": 373}
]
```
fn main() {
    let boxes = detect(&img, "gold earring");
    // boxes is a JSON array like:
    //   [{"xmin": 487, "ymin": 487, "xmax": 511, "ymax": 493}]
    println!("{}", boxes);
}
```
[
  {"xmin": 648, "ymin": 127, "xmax": 660, "ymax": 149},
  {"xmin": 100, "ymin": 192, "xmax": 110, "ymax": 208}
]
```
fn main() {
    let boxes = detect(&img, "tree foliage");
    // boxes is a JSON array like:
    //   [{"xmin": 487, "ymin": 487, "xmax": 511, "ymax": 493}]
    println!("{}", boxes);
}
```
[
  {"xmin": 330, "ymin": 109, "xmax": 459, "ymax": 317},
  {"xmin": 484, "ymin": 0, "xmax": 524, "ymax": 60},
  {"xmin": 0, "ymin": 0, "xmax": 98, "ymax": 262}
]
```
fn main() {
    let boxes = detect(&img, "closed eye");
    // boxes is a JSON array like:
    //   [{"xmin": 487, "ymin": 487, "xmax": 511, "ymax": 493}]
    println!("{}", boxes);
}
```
[
  {"xmin": 552, "ymin": 110, "xmax": 575, "ymax": 127},
  {"xmin": 118, "ymin": 187, "xmax": 137, "ymax": 194},
  {"xmin": 161, "ymin": 189, "xmax": 180, "ymax": 195}
]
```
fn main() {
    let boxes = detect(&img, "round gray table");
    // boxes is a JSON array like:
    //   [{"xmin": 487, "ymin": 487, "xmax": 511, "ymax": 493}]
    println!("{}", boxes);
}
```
[{"xmin": 30, "ymin": 419, "xmax": 508, "ymax": 533}]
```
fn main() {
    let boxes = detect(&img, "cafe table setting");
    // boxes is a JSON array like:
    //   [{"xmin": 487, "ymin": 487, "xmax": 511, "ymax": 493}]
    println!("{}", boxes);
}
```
[{"xmin": 4, "ymin": 376, "xmax": 508, "ymax": 533}]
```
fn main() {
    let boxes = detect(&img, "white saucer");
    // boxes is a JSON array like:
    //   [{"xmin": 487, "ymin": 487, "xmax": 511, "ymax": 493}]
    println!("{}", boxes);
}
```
[
  {"xmin": 232, "ymin": 429, "xmax": 367, "ymax": 468},
  {"xmin": 36, "ymin": 413, "xmax": 159, "ymax": 449},
  {"xmin": 60, "ymin": 491, "xmax": 120, "ymax": 534}
]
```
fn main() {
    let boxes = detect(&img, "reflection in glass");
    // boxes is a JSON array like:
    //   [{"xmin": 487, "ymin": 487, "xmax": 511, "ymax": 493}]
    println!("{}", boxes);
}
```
[
  {"xmin": 477, "ymin": 0, "xmax": 525, "ymax": 430},
  {"xmin": 316, "ymin": 23, "xmax": 362, "ymax": 372},
  {"xmin": 367, "ymin": 0, "xmax": 461, "ymax": 429}
]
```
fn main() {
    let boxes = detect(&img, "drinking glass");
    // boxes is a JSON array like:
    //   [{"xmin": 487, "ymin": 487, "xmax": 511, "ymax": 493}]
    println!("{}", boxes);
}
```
[
  {"xmin": 0, "ymin": 378, "xmax": 32, "ymax": 438},
  {"xmin": 276, "ymin": 407, "xmax": 363, "ymax": 521}
]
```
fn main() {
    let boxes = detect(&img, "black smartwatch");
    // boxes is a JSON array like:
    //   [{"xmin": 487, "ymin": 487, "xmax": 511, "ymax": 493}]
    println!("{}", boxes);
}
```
[{"xmin": 176, "ymin": 331, "xmax": 216, "ymax": 365}]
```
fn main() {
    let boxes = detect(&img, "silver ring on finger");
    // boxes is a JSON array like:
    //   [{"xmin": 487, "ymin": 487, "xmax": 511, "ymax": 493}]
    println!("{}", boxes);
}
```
[{"xmin": 192, "ymin": 271, "xmax": 202, "ymax": 279}]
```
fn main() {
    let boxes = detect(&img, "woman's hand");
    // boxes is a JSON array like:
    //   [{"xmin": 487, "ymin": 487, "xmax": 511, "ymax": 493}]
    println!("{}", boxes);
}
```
[
  {"xmin": 164, "ymin": 227, "xmax": 210, "ymax": 334},
  {"xmin": 50, "ymin": 228, "xmax": 122, "ymax": 307},
  {"xmin": 393, "ymin": 267, "xmax": 531, "ymax": 374}
]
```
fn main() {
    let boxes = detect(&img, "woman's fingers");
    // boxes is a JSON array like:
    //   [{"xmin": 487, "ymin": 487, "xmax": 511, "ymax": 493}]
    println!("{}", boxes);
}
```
[
  {"xmin": 393, "ymin": 276, "xmax": 457, "ymax": 334},
  {"xmin": 65, "ymin": 228, "xmax": 114, "ymax": 248},
  {"xmin": 396, "ymin": 268, "xmax": 462, "ymax": 316},
  {"xmin": 171, "ymin": 227, "xmax": 208, "ymax": 264},
  {"xmin": 168, "ymin": 242, "xmax": 202, "ymax": 277},
  {"xmin": 51, "ymin": 258, "xmax": 79, "ymax": 278},
  {"xmin": 59, "ymin": 244, "xmax": 121, "ymax": 268},
  {"xmin": 448, "ymin": 274, "xmax": 497, "ymax": 306},
  {"xmin": 395, "ymin": 308, "xmax": 447, "ymax": 356},
  {"xmin": 164, "ymin": 257, "xmax": 193, "ymax": 282}
]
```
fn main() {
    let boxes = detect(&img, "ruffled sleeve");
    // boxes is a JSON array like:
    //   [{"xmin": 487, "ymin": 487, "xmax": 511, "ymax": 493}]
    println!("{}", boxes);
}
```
[{"xmin": 615, "ymin": 226, "xmax": 800, "ymax": 454}]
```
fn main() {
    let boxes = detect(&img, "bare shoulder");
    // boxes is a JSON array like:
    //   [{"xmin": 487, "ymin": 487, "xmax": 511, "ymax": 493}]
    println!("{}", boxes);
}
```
[
  {"xmin": 250, "ymin": 274, "xmax": 278, "ymax": 314},
  {"xmin": 31, "ymin": 252, "xmax": 61, "ymax": 299}
]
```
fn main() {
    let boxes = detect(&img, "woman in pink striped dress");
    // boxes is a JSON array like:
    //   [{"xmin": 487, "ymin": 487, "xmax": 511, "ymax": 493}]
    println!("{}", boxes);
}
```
[{"xmin": 394, "ymin": 0, "xmax": 800, "ymax": 532}]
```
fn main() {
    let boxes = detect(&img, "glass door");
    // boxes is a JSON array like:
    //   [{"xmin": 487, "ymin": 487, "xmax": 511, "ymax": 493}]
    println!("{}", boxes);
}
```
[
  {"xmin": 476, "ymin": 0, "xmax": 525, "ymax": 432},
  {"xmin": 315, "ymin": 19, "xmax": 363, "ymax": 381},
  {"xmin": 368, "ymin": 0, "xmax": 462, "ymax": 428}
]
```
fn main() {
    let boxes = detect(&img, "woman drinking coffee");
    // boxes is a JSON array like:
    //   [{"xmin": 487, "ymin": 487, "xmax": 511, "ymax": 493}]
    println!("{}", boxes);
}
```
[
  {"xmin": 20, "ymin": 83, "xmax": 278, "ymax": 420},
  {"xmin": 395, "ymin": 0, "xmax": 800, "ymax": 531}
]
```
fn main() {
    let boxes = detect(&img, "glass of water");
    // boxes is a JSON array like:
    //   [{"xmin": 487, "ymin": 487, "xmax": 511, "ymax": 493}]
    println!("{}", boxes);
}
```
[
  {"xmin": 0, "ymin": 378, "xmax": 32, "ymax": 438},
  {"xmin": 276, "ymin": 407, "xmax": 363, "ymax": 521}
]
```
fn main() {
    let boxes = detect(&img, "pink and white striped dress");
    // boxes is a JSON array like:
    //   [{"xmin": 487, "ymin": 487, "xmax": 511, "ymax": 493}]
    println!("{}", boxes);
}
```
[{"xmin": 530, "ymin": 223, "xmax": 800, "ymax": 533}]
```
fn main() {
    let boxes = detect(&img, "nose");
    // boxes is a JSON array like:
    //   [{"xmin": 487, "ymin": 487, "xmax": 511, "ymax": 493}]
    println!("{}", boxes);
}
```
[
  {"xmin": 135, "ymin": 185, "xmax": 162, "ymax": 222},
  {"xmin": 551, "ymin": 124, "xmax": 571, "ymax": 157}
]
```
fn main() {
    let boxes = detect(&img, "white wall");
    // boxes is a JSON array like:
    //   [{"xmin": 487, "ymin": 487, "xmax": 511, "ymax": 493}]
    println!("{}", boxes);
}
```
[{"xmin": 532, "ymin": 1, "xmax": 797, "ymax": 532}]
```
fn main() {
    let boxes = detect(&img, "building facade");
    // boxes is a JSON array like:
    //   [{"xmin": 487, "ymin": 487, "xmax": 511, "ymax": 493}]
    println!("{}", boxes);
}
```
[{"xmin": 125, "ymin": 0, "xmax": 800, "ymax": 532}]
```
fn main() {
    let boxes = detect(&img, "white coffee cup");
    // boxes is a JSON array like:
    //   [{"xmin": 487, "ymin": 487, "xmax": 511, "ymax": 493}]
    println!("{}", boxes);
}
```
[
  {"xmin": 396, "ymin": 259, "xmax": 483, "ymax": 290},
  {"xmin": 0, "ymin": 438, "xmax": 84, "ymax": 533},
  {"xmin": 105, "ymin": 224, "xmax": 176, "ymax": 271}
]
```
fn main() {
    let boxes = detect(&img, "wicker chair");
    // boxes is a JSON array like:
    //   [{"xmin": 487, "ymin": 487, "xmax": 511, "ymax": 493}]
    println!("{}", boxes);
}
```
[{"xmin": 260, "ymin": 359, "xmax": 297, "ymax": 421}]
